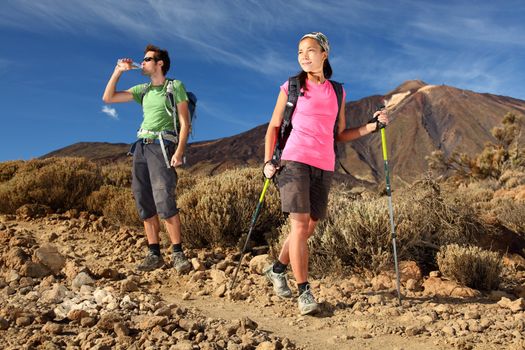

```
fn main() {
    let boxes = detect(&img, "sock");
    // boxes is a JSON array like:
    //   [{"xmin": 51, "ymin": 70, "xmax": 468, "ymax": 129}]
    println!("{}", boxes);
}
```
[
  {"xmin": 272, "ymin": 261, "xmax": 288, "ymax": 274},
  {"xmin": 148, "ymin": 244, "xmax": 161, "ymax": 256},
  {"xmin": 172, "ymin": 243, "xmax": 183, "ymax": 253},
  {"xmin": 298, "ymin": 282, "xmax": 309, "ymax": 294}
]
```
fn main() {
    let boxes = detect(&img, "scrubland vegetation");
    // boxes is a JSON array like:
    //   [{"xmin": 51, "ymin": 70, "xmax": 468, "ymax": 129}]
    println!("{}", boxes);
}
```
[{"xmin": 0, "ymin": 113, "xmax": 523, "ymax": 290}]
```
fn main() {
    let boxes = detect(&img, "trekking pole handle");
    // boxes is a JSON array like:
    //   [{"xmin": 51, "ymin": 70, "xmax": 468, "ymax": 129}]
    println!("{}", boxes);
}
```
[{"xmin": 368, "ymin": 104, "xmax": 387, "ymax": 132}]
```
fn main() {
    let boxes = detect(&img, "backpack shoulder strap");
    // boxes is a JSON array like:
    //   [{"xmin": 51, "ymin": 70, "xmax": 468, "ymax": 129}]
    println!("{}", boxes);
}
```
[
  {"xmin": 329, "ymin": 79, "xmax": 344, "ymax": 155},
  {"xmin": 163, "ymin": 79, "xmax": 180, "ymax": 135},
  {"xmin": 281, "ymin": 76, "xmax": 300, "ymax": 131},
  {"xmin": 274, "ymin": 77, "xmax": 301, "ymax": 161},
  {"xmin": 329, "ymin": 80, "xmax": 343, "ymax": 114},
  {"xmin": 287, "ymin": 77, "xmax": 300, "ymax": 109},
  {"xmin": 165, "ymin": 79, "xmax": 176, "ymax": 110},
  {"xmin": 139, "ymin": 82, "xmax": 151, "ymax": 105}
]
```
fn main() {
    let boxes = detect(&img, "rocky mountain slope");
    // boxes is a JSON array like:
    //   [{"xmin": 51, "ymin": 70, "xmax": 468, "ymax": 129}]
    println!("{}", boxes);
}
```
[{"xmin": 42, "ymin": 80, "xmax": 525, "ymax": 184}]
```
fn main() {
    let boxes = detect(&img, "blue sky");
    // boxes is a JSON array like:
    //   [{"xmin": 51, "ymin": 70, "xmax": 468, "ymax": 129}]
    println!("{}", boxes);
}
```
[{"xmin": 1, "ymin": 0, "xmax": 524, "ymax": 162}]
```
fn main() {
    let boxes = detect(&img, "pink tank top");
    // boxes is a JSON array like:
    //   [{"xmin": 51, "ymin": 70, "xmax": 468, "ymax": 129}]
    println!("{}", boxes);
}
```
[{"xmin": 280, "ymin": 79, "xmax": 346, "ymax": 171}]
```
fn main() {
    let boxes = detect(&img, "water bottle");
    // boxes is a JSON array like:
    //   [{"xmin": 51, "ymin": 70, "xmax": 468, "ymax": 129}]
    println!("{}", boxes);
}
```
[{"xmin": 118, "ymin": 59, "xmax": 141, "ymax": 70}]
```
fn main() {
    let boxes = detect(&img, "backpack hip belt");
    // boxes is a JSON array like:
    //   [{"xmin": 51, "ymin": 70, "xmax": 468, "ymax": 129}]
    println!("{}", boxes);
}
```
[{"xmin": 137, "ymin": 128, "xmax": 178, "ymax": 168}]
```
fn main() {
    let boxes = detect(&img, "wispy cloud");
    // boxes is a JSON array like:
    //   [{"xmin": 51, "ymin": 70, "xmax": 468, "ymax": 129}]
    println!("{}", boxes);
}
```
[
  {"xmin": 405, "ymin": 1, "xmax": 525, "ymax": 47},
  {"xmin": 101, "ymin": 105, "xmax": 118, "ymax": 120},
  {"xmin": 326, "ymin": 1, "xmax": 525, "ymax": 99},
  {"xmin": 0, "ymin": 1, "xmax": 401, "ymax": 78},
  {"xmin": 1, "ymin": 0, "xmax": 524, "ymax": 99}
]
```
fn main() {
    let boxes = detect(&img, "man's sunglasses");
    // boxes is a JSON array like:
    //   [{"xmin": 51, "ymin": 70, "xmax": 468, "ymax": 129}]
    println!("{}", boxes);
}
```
[{"xmin": 142, "ymin": 57, "xmax": 157, "ymax": 62}]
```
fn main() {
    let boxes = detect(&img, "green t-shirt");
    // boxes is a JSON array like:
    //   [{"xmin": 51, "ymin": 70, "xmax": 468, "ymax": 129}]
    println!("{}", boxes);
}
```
[{"xmin": 131, "ymin": 79, "xmax": 188, "ymax": 138}]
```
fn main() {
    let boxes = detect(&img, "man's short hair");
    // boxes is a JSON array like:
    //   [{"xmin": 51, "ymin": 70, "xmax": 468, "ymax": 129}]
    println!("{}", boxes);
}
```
[{"xmin": 144, "ymin": 44, "xmax": 170, "ymax": 75}]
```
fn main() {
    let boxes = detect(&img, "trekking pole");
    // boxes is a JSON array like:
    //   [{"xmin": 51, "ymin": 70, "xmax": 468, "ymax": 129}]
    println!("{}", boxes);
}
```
[
  {"xmin": 376, "ymin": 104, "xmax": 402, "ymax": 305},
  {"xmin": 230, "ymin": 178, "xmax": 272, "ymax": 290}
]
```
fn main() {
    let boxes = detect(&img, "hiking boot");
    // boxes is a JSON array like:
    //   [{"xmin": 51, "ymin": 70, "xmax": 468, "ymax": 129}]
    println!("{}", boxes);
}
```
[
  {"xmin": 263, "ymin": 265, "xmax": 292, "ymax": 298},
  {"xmin": 298, "ymin": 286, "xmax": 320, "ymax": 315},
  {"xmin": 137, "ymin": 252, "xmax": 164, "ymax": 272},
  {"xmin": 172, "ymin": 251, "xmax": 192, "ymax": 274}
]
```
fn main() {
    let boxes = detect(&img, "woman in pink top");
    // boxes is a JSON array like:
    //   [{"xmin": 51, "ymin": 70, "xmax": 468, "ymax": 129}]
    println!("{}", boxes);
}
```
[{"xmin": 263, "ymin": 32, "xmax": 389, "ymax": 315}]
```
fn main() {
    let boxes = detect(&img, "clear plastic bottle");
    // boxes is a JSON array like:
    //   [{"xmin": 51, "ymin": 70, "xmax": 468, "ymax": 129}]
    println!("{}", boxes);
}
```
[{"xmin": 118, "ymin": 59, "xmax": 141, "ymax": 70}]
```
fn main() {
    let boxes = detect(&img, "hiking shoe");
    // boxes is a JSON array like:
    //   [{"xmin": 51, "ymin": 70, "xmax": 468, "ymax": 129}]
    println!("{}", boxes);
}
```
[
  {"xmin": 298, "ymin": 286, "xmax": 320, "ymax": 315},
  {"xmin": 263, "ymin": 265, "xmax": 292, "ymax": 298},
  {"xmin": 172, "ymin": 251, "xmax": 192, "ymax": 274},
  {"xmin": 137, "ymin": 252, "xmax": 164, "ymax": 272}
]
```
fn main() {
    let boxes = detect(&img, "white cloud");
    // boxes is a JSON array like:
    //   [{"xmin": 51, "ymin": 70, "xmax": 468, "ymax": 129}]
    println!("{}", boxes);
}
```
[
  {"xmin": 403, "ymin": 1, "xmax": 525, "ymax": 47},
  {"xmin": 0, "ymin": 0, "xmax": 395, "ymax": 78},
  {"xmin": 2, "ymin": 0, "xmax": 524, "ymax": 99},
  {"xmin": 101, "ymin": 105, "xmax": 118, "ymax": 120}
]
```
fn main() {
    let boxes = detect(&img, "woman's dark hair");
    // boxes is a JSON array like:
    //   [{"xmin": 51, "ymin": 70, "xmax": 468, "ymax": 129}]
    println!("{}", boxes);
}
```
[
  {"xmin": 294, "ymin": 53, "xmax": 332, "ymax": 92},
  {"xmin": 144, "ymin": 44, "xmax": 170, "ymax": 75},
  {"xmin": 294, "ymin": 32, "xmax": 333, "ymax": 91}
]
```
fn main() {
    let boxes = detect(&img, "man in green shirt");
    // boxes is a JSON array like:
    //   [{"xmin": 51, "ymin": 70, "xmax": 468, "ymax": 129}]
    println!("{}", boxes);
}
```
[{"xmin": 103, "ymin": 44, "xmax": 192, "ymax": 274}]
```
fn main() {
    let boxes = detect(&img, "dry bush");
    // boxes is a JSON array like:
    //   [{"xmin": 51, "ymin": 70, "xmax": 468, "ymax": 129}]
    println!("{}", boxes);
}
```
[
  {"xmin": 0, "ymin": 157, "xmax": 102, "ymax": 213},
  {"xmin": 457, "ymin": 182, "xmax": 495, "ymax": 202},
  {"xmin": 271, "ymin": 183, "xmax": 414, "ymax": 277},
  {"xmin": 176, "ymin": 168, "xmax": 203, "ymax": 198},
  {"xmin": 100, "ymin": 161, "xmax": 132, "ymax": 187},
  {"xmin": 427, "ymin": 113, "xmax": 524, "ymax": 181},
  {"xmin": 308, "ymin": 186, "xmax": 394, "ymax": 276},
  {"xmin": 87, "ymin": 185, "xmax": 140, "ymax": 227},
  {"xmin": 499, "ymin": 169, "xmax": 525, "ymax": 189},
  {"xmin": 0, "ymin": 160, "xmax": 23, "ymax": 183},
  {"xmin": 491, "ymin": 199, "xmax": 525, "ymax": 236},
  {"xmin": 399, "ymin": 179, "xmax": 485, "ymax": 243},
  {"xmin": 270, "ymin": 178, "xmax": 489, "ymax": 277},
  {"xmin": 437, "ymin": 244, "xmax": 502, "ymax": 290},
  {"xmin": 178, "ymin": 167, "xmax": 284, "ymax": 248}
]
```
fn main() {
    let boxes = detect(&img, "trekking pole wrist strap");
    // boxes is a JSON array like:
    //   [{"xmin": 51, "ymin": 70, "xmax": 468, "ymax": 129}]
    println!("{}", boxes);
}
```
[
  {"xmin": 265, "ymin": 159, "xmax": 279, "ymax": 167},
  {"xmin": 367, "ymin": 116, "xmax": 386, "ymax": 133},
  {"xmin": 369, "ymin": 104, "xmax": 387, "ymax": 132},
  {"xmin": 262, "ymin": 159, "xmax": 279, "ymax": 179}
]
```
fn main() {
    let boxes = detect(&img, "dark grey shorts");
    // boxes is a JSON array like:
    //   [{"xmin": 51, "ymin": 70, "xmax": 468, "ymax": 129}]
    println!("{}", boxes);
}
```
[
  {"xmin": 276, "ymin": 160, "xmax": 334, "ymax": 220},
  {"xmin": 131, "ymin": 141, "xmax": 179, "ymax": 221}
]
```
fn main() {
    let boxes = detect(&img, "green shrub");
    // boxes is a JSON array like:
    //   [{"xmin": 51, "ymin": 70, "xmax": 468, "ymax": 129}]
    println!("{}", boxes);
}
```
[
  {"xmin": 178, "ymin": 167, "xmax": 284, "ymax": 248},
  {"xmin": 0, "ymin": 157, "xmax": 102, "ymax": 213},
  {"xmin": 437, "ymin": 244, "xmax": 502, "ymax": 290}
]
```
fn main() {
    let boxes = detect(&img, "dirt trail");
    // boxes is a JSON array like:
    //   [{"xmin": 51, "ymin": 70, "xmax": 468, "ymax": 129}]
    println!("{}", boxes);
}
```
[
  {"xmin": 1, "ymin": 214, "xmax": 524, "ymax": 350},
  {"xmin": 163, "ymin": 287, "xmax": 447, "ymax": 350}
]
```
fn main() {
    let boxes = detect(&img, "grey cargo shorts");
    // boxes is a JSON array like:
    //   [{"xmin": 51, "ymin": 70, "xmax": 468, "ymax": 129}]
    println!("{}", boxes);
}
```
[
  {"xmin": 276, "ymin": 160, "xmax": 334, "ymax": 220},
  {"xmin": 131, "ymin": 141, "xmax": 179, "ymax": 221}
]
